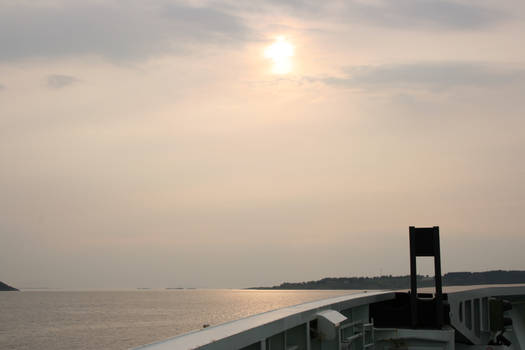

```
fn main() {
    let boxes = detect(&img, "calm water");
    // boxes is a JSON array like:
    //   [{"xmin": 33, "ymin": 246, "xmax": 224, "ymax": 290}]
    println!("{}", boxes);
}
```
[{"xmin": 0, "ymin": 289, "xmax": 354, "ymax": 350}]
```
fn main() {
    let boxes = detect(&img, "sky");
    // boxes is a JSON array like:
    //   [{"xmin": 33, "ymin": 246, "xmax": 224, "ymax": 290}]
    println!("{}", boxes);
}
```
[{"xmin": 1, "ymin": 0, "xmax": 524, "ymax": 289}]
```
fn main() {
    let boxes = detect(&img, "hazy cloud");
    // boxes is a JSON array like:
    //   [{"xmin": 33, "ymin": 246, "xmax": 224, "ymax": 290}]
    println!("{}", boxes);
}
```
[
  {"xmin": 263, "ymin": 0, "xmax": 506, "ymax": 29},
  {"xmin": 0, "ymin": 1, "xmax": 250, "ymax": 61},
  {"xmin": 162, "ymin": 3, "xmax": 248, "ymax": 42},
  {"xmin": 320, "ymin": 62, "xmax": 525, "ymax": 91},
  {"xmin": 47, "ymin": 74, "xmax": 79, "ymax": 89},
  {"xmin": 0, "ymin": 0, "xmax": 506, "ymax": 63},
  {"xmin": 344, "ymin": 0, "xmax": 506, "ymax": 30}
]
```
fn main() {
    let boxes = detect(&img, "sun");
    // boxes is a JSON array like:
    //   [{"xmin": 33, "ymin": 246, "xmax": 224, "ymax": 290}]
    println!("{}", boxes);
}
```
[{"xmin": 264, "ymin": 36, "xmax": 294, "ymax": 74}]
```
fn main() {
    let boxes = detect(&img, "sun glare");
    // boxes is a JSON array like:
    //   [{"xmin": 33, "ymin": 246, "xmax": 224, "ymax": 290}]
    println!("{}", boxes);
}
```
[{"xmin": 264, "ymin": 36, "xmax": 294, "ymax": 74}]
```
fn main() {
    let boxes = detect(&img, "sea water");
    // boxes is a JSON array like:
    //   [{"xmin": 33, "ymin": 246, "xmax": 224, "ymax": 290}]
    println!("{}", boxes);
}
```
[{"xmin": 0, "ymin": 289, "xmax": 354, "ymax": 350}]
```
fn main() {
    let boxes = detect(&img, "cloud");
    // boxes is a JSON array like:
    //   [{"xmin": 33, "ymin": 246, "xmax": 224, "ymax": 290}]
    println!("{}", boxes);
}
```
[
  {"xmin": 0, "ymin": 0, "xmax": 509, "ymax": 62},
  {"xmin": 0, "ymin": 1, "xmax": 250, "ymax": 61},
  {"xmin": 47, "ymin": 74, "xmax": 79, "ymax": 89},
  {"xmin": 0, "ymin": 83, "xmax": 4, "ymax": 90},
  {"xmin": 162, "ymin": 3, "xmax": 248, "ymax": 42},
  {"xmin": 319, "ymin": 62, "xmax": 525, "ymax": 91},
  {"xmin": 345, "ymin": 0, "xmax": 507, "ymax": 30},
  {"xmin": 263, "ymin": 0, "xmax": 507, "ymax": 30}
]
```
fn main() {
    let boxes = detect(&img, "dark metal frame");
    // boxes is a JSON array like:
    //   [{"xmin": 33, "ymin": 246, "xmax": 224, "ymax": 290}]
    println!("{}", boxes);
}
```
[{"xmin": 409, "ymin": 226, "xmax": 444, "ymax": 328}]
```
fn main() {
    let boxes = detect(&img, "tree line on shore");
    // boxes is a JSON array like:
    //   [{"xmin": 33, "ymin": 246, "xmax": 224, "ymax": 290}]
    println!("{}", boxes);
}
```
[
  {"xmin": 0, "ymin": 281, "xmax": 18, "ymax": 291},
  {"xmin": 250, "ymin": 270, "xmax": 525, "ymax": 290}
]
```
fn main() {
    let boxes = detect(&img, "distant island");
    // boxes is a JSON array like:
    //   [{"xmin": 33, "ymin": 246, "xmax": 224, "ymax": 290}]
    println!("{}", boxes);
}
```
[
  {"xmin": 249, "ymin": 270, "xmax": 525, "ymax": 290},
  {"xmin": 0, "ymin": 281, "xmax": 19, "ymax": 291}
]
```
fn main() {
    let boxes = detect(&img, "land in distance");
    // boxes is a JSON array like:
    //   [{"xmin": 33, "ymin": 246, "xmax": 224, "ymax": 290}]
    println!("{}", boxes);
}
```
[
  {"xmin": 249, "ymin": 270, "xmax": 525, "ymax": 290},
  {"xmin": 0, "ymin": 281, "xmax": 19, "ymax": 291}
]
